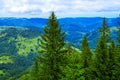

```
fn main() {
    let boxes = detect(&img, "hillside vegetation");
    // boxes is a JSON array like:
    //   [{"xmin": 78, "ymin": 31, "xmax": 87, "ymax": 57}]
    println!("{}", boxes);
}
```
[{"xmin": 0, "ymin": 27, "xmax": 41, "ymax": 79}]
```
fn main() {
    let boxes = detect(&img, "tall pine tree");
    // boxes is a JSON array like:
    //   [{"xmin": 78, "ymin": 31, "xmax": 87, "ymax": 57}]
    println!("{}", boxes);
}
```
[
  {"xmin": 117, "ymin": 15, "xmax": 120, "ymax": 44},
  {"xmin": 115, "ymin": 15, "xmax": 120, "ymax": 79},
  {"xmin": 94, "ymin": 18, "xmax": 110, "ymax": 80},
  {"xmin": 107, "ymin": 41, "xmax": 116, "ymax": 80},
  {"xmin": 39, "ymin": 12, "xmax": 66, "ymax": 80},
  {"xmin": 99, "ymin": 18, "xmax": 111, "ymax": 42},
  {"xmin": 80, "ymin": 35, "xmax": 92, "ymax": 79},
  {"xmin": 32, "ymin": 58, "xmax": 39, "ymax": 80}
]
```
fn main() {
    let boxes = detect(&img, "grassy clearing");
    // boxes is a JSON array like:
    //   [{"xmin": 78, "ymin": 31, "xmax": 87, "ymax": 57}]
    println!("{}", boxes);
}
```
[
  {"xmin": 16, "ymin": 35, "xmax": 40, "ymax": 56},
  {"xmin": 0, "ymin": 56, "xmax": 13, "ymax": 64}
]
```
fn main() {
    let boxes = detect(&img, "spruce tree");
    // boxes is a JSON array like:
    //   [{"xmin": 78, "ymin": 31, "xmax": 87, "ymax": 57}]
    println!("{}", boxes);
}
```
[
  {"xmin": 39, "ymin": 12, "xmax": 66, "ymax": 80},
  {"xmin": 117, "ymin": 28, "xmax": 120, "ymax": 43},
  {"xmin": 117, "ymin": 15, "xmax": 120, "ymax": 44},
  {"xmin": 115, "ymin": 15, "xmax": 120, "ymax": 79},
  {"xmin": 99, "ymin": 18, "xmax": 111, "ymax": 41},
  {"xmin": 107, "ymin": 41, "xmax": 116, "ymax": 80},
  {"xmin": 94, "ymin": 35, "xmax": 109, "ymax": 80},
  {"xmin": 80, "ymin": 35, "xmax": 92, "ymax": 79},
  {"xmin": 67, "ymin": 43, "xmax": 73, "ymax": 54},
  {"xmin": 94, "ymin": 18, "xmax": 110, "ymax": 80},
  {"xmin": 32, "ymin": 58, "xmax": 39, "ymax": 80}
]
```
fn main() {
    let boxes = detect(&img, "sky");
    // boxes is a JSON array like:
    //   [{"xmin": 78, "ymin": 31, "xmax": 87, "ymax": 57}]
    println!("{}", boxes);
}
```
[{"xmin": 0, "ymin": 0, "xmax": 120, "ymax": 18}]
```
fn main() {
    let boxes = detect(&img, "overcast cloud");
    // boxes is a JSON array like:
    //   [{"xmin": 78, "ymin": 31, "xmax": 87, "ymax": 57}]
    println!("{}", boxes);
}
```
[{"xmin": 0, "ymin": 0, "xmax": 120, "ymax": 18}]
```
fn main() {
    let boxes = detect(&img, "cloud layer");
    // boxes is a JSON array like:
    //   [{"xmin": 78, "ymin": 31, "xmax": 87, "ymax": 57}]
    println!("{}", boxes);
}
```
[{"xmin": 0, "ymin": 0, "xmax": 120, "ymax": 18}]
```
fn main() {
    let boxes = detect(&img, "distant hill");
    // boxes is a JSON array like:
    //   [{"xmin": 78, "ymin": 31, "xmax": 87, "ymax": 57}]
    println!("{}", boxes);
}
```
[
  {"xmin": 0, "ymin": 17, "xmax": 118, "ymax": 42},
  {"xmin": 0, "ymin": 17, "xmax": 119, "ymax": 29},
  {"xmin": 0, "ymin": 17, "xmax": 119, "ymax": 47},
  {"xmin": 0, "ymin": 18, "xmax": 47, "ymax": 30}
]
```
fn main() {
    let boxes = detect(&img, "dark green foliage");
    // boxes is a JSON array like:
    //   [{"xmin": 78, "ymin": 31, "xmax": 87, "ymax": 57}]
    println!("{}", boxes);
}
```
[
  {"xmin": 94, "ymin": 34, "xmax": 109, "ymax": 80},
  {"xmin": 81, "ymin": 35, "xmax": 92, "ymax": 68},
  {"xmin": 107, "ymin": 41, "xmax": 117, "ymax": 80},
  {"xmin": 99, "ymin": 18, "xmax": 111, "ymax": 42},
  {"xmin": 67, "ymin": 43, "xmax": 72, "ymax": 54},
  {"xmin": 61, "ymin": 36, "xmax": 92, "ymax": 80},
  {"xmin": 117, "ymin": 15, "xmax": 120, "ymax": 44},
  {"xmin": 80, "ymin": 35, "xmax": 92, "ymax": 79},
  {"xmin": 114, "ymin": 45, "xmax": 120, "ymax": 79},
  {"xmin": 117, "ymin": 28, "xmax": 120, "ymax": 43},
  {"xmin": 61, "ymin": 47, "xmax": 83, "ymax": 80},
  {"xmin": 114, "ymin": 16, "xmax": 120, "ymax": 79},
  {"xmin": 31, "ymin": 58, "xmax": 40, "ymax": 80},
  {"xmin": 117, "ymin": 16, "xmax": 120, "ymax": 43},
  {"xmin": 92, "ymin": 18, "xmax": 120, "ymax": 80},
  {"xmin": 38, "ymin": 12, "xmax": 67, "ymax": 80},
  {"xmin": 94, "ymin": 18, "xmax": 110, "ymax": 80}
]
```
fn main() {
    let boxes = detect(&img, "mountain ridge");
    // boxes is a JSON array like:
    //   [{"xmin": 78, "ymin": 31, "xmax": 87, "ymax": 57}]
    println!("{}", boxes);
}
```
[
  {"xmin": 0, "ymin": 17, "xmax": 119, "ymax": 47},
  {"xmin": 0, "ymin": 17, "xmax": 118, "ymax": 27}
]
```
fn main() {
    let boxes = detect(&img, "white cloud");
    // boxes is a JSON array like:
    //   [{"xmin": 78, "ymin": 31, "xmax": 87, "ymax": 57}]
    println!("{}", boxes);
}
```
[{"xmin": 0, "ymin": 0, "xmax": 120, "ymax": 18}]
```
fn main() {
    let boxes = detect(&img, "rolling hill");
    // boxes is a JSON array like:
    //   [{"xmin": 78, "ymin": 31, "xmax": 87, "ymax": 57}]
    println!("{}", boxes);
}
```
[{"xmin": 0, "ymin": 17, "xmax": 119, "ymax": 44}]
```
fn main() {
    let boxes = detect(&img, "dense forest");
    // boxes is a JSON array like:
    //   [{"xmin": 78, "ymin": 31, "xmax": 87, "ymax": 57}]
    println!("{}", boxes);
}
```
[{"xmin": 0, "ymin": 12, "xmax": 120, "ymax": 80}]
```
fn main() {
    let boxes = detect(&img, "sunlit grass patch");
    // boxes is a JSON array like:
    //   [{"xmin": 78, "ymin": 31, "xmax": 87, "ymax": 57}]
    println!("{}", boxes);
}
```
[
  {"xmin": 16, "ymin": 35, "xmax": 40, "ymax": 56},
  {"xmin": 0, "ymin": 56, "xmax": 13, "ymax": 64}
]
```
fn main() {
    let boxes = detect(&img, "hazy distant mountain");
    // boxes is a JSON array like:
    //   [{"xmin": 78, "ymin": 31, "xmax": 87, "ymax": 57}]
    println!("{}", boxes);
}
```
[
  {"xmin": 0, "ymin": 17, "xmax": 119, "ymax": 47},
  {"xmin": 0, "ymin": 17, "xmax": 119, "ymax": 29}
]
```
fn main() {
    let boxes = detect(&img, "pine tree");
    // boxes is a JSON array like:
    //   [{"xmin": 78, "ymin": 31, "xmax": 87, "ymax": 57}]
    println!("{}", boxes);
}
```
[
  {"xmin": 99, "ymin": 18, "xmax": 111, "ymax": 42},
  {"xmin": 94, "ymin": 35, "xmax": 109, "ymax": 80},
  {"xmin": 39, "ymin": 12, "xmax": 66, "ymax": 80},
  {"xmin": 80, "ymin": 35, "xmax": 92, "ymax": 80},
  {"xmin": 117, "ymin": 15, "xmax": 120, "ymax": 44},
  {"xmin": 67, "ymin": 43, "xmax": 73, "ymax": 54},
  {"xmin": 94, "ymin": 18, "xmax": 110, "ymax": 80},
  {"xmin": 107, "ymin": 41, "xmax": 116, "ymax": 80},
  {"xmin": 117, "ymin": 28, "xmax": 120, "ymax": 43},
  {"xmin": 115, "ymin": 15, "xmax": 120, "ymax": 79},
  {"xmin": 32, "ymin": 58, "xmax": 39, "ymax": 80}
]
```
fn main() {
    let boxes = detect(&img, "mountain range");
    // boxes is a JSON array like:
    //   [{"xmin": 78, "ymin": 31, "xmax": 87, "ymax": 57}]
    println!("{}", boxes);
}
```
[{"xmin": 0, "ymin": 17, "xmax": 119, "ymax": 47}]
